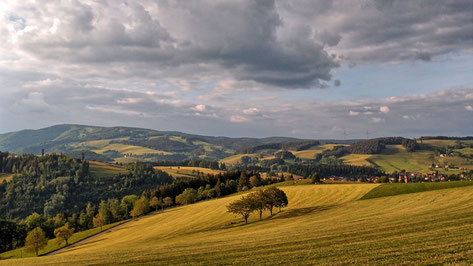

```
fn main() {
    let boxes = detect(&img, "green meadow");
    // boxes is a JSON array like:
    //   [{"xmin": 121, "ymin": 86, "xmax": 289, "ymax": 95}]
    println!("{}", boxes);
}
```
[
  {"xmin": 5, "ymin": 182, "xmax": 473, "ymax": 265},
  {"xmin": 361, "ymin": 180, "xmax": 473, "ymax": 199}
]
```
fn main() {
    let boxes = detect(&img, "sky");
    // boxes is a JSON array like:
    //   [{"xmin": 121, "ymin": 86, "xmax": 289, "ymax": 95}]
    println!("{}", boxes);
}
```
[{"xmin": 0, "ymin": 0, "xmax": 472, "ymax": 139}]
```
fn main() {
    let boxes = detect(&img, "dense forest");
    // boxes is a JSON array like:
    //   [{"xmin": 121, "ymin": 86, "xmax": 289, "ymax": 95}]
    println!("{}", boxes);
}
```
[
  {"xmin": 242, "ymin": 140, "xmax": 320, "ymax": 153},
  {"xmin": 151, "ymin": 159, "xmax": 226, "ymax": 170},
  {"xmin": 287, "ymin": 163, "xmax": 384, "ymax": 179},
  {"xmin": 0, "ymin": 152, "xmax": 172, "ymax": 219},
  {"xmin": 420, "ymin": 136, "xmax": 473, "ymax": 140},
  {"xmin": 346, "ymin": 137, "xmax": 418, "ymax": 154}
]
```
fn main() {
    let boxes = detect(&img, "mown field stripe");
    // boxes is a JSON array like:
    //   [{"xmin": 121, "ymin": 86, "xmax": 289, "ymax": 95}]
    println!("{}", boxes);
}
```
[{"xmin": 360, "ymin": 180, "xmax": 473, "ymax": 200}]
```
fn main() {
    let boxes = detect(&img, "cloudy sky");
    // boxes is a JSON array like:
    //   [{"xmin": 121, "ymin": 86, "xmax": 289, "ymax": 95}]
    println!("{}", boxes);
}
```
[{"xmin": 0, "ymin": 0, "xmax": 472, "ymax": 139}]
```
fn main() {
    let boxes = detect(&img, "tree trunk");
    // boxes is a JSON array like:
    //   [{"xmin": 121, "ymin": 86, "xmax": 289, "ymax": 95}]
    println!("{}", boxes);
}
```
[
  {"xmin": 259, "ymin": 210, "xmax": 262, "ymax": 220},
  {"xmin": 66, "ymin": 239, "xmax": 68, "ymax": 245},
  {"xmin": 270, "ymin": 206, "xmax": 273, "ymax": 216},
  {"xmin": 35, "ymin": 247, "xmax": 38, "ymax": 256},
  {"xmin": 244, "ymin": 216, "xmax": 248, "ymax": 224}
]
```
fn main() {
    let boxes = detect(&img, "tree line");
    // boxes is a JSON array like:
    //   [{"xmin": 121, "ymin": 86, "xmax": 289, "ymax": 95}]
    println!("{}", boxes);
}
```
[
  {"xmin": 241, "ymin": 140, "xmax": 320, "ymax": 153},
  {"xmin": 287, "ymin": 163, "xmax": 383, "ymax": 179},
  {"xmin": 346, "ymin": 137, "xmax": 418, "ymax": 154},
  {"xmin": 151, "ymin": 159, "xmax": 226, "ymax": 170},
  {"xmin": 1, "ymin": 166, "xmax": 282, "ymax": 255},
  {"xmin": 227, "ymin": 187, "xmax": 288, "ymax": 224}
]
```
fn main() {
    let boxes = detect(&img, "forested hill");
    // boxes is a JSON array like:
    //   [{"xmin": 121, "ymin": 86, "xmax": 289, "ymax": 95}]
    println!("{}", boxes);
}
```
[
  {"xmin": 0, "ymin": 124, "xmax": 316, "ymax": 162},
  {"xmin": 0, "ymin": 152, "xmax": 173, "ymax": 219}
]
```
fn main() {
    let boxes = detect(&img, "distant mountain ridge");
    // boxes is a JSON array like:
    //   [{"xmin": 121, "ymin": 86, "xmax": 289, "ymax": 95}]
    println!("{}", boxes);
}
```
[{"xmin": 0, "ymin": 124, "xmax": 331, "ymax": 162}]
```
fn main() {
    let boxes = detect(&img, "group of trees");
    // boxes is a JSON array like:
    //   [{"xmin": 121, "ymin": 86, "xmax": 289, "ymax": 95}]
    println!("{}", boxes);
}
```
[
  {"xmin": 151, "ymin": 160, "xmax": 227, "ymax": 170},
  {"xmin": 1, "ymin": 191, "xmax": 163, "ymax": 255},
  {"xmin": 147, "ymin": 170, "xmax": 282, "ymax": 203},
  {"xmin": 346, "ymin": 137, "xmax": 418, "ymax": 154},
  {"xmin": 227, "ymin": 187, "xmax": 288, "ymax": 224},
  {"xmin": 288, "ymin": 163, "xmax": 383, "ymax": 179},
  {"xmin": 241, "ymin": 140, "xmax": 320, "ymax": 154},
  {"xmin": 0, "ymin": 153, "xmax": 173, "ymax": 219}
]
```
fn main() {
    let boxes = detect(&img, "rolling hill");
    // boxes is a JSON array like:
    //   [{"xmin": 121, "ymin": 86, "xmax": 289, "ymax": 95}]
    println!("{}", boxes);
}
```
[
  {"xmin": 0, "ymin": 124, "xmax": 310, "ymax": 162},
  {"xmin": 5, "ymin": 182, "xmax": 473, "ymax": 265}
]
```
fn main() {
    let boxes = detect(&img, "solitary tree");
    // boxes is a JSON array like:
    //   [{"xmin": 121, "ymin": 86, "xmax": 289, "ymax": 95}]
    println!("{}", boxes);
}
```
[
  {"xmin": 25, "ymin": 227, "xmax": 48, "ymax": 256},
  {"xmin": 93, "ymin": 213, "xmax": 105, "ymax": 232},
  {"xmin": 311, "ymin": 173, "xmax": 320, "ymax": 184},
  {"xmin": 54, "ymin": 224, "xmax": 75, "ymax": 246},
  {"xmin": 227, "ymin": 194, "xmax": 255, "ymax": 224}
]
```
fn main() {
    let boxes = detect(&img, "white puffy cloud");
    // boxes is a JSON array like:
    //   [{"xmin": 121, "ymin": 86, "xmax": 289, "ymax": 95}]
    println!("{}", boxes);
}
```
[
  {"xmin": 371, "ymin": 117, "xmax": 384, "ymax": 123},
  {"xmin": 194, "ymin": 104, "xmax": 206, "ymax": 112},
  {"xmin": 380, "ymin": 106, "xmax": 390, "ymax": 113},
  {"xmin": 466, "ymin": 105, "xmax": 473, "ymax": 111},
  {"xmin": 243, "ymin": 108, "xmax": 260, "ymax": 115},
  {"xmin": 348, "ymin": 110, "xmax": 359, "ymax": 116},
  {"xmin": 230, "ymin": 115, "xmax": 248, "ymax": 123}
]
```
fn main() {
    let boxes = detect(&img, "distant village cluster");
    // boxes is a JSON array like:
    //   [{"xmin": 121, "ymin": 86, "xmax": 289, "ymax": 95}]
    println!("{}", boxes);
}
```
[{"xmin": 326, "ymin": 170, "xmax": 471, "ymax": 183}]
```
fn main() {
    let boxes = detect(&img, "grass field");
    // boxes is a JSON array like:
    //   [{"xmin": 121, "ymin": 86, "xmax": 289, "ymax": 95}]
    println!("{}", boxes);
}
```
[
  {"xmin": 0, "ymin": 221, "xmax": 126, "ymax": 260},
  {"xmin": 340, "ymin": 153, "xmax": 372, "ymax": 166},
  {"xmin": 93, "ymin": 143, "xmax": 173, "ymax": 156},
  {"xmin": 8, "ymin": 182, "xmax": 473, "ymax": 265},
  {"xmin": 291, "ymin": 144, "xmax": 346, "ymax": 160},
  {"xmin": 0, "ymin": 173, "xmax": 14, "ymax": 183},
  {"xmin": 360, "ymin": 181, "xmax": 473, "ymax": 200},
  {"xmin": 219, "ymin": 154, "xmax": 253, "ymax": 165},
  {"xmin": 342, "ymin": 145, "xmax": 437, "ymax": 173},
  {"xmin": 421, "ymin": 139, "xmax": 458, "ymax": 148},
  {"xmin": 154, "ymin": 166, "xmax": 225, "ymax": 178},
  {"xmin": 220, "ymin": 144, "xmax": 344, "ymax": 163},
  {"xmin": 88, "ymin": 161, "xmax": 128, "ymax": 179}
]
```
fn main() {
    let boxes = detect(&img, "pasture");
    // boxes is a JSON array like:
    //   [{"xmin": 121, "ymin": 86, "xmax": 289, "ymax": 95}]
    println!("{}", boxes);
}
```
[
  {"xmin": 88, "ymin": 161, "xmax": 128, "ymax": 179},
  {"xmin": 7, "ymin": 182, "xmax": 473, "ymax": 265},
  {"xmin": 361, "ymin": 181, "xmax": 473, "ymax": 199},
  {"xmin": 93, "ymin": 143, "xmax": 173, "ymax": 156},
  {"xmin": 0, "ymin": 173, "xmax": 13, "ymax": 183},
  {"xmin": 154, "ymin": 166, "xmax": 225, "ymax": 178}
]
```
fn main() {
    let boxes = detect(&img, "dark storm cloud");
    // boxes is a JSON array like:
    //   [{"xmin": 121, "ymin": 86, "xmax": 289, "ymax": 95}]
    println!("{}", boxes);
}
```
[
  {"xmin": 1, "ymin": 0, "xmax": 472, "ymax": 137},
  {"xmin": 4, "ymin": 0, "xmax": 472, "ymax": 88},
  {"xmin": 7, "ymin": 0, "xmax": 337, "ymax": 88}
]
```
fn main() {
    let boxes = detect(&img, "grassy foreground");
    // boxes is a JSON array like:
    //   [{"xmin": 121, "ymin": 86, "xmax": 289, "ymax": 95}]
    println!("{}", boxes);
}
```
[
  {"xmin": 361, "ymin": 180, "xmax": 473, "ymax": 200},
  {"xmin": 5, "ymin": 183, "xmax": 473, "ymax": 265}
]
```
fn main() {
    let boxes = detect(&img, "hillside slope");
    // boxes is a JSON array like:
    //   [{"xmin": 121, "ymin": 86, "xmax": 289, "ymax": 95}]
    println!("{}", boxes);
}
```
[
  {"xmin": 7, "ymin": 183, "xmax": 473, "ymax": 265},
  {"xmin": 0, "ymin": 124, "xmax": 307, "ymax": 162}
]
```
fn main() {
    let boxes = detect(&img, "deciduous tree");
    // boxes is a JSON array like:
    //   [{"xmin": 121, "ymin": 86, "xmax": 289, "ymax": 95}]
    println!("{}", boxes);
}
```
[
  {"xmin": 93, "ymin": 213, "xmax": 105, "ymax": 232},
  {"xmin": 227, "ymin": 194, "xmax": 255, "ymax": 224},
  {"xmin": 175, "ymin": 188, "xmax": 198, "ymax": 205},
  {"xmin": 54, "ymin": 224, "xmax": 74, "ymax": 246},
  {"xmin": 130, "ymin": 197, "xmax": 150, "ymax": 218},
  {"xmin": 149, "ymin": 196, "xmax": 163, "ymax": 211},
  {"xmin": 25, "ymin": 227, "xmax": 48, "ymax": 256},
  {"xmin": 163, "ymin": 197, "xmax": 173, "ymax": 208}
]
